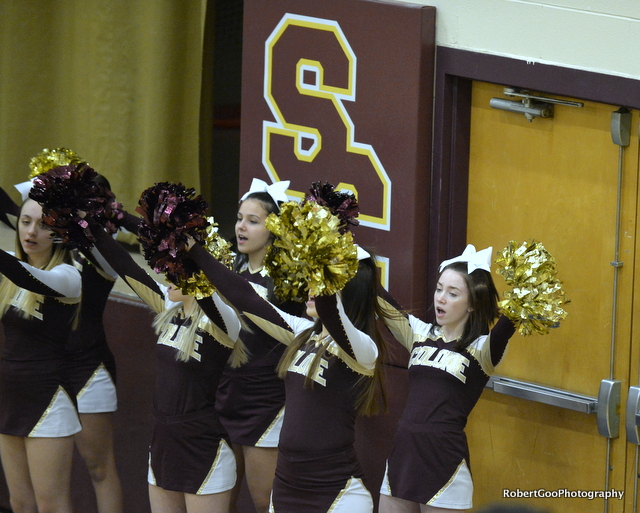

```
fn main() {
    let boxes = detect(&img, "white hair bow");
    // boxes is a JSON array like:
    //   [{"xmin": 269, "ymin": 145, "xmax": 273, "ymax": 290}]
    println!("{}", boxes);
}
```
[
  {"xmin": 356, "ymin": 245, "xmax": 371, "ymax": 261},
  {"xmin": 15, "ymin": 179, "xmax": 35, "ymax": 202},
  {"xmin": 439, "ymin": 244, "xmax": 493, "ymax": 273},
  {"xmin": 240, "ymin": 178, "xmax": 290, "ymax": 206}
]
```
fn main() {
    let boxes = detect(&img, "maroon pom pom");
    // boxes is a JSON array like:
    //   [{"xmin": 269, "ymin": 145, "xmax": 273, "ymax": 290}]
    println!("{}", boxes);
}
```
[
  {"xmin": 304, "ymin": 181, "xmax": 359, "ymax": 234},
  {"xmin": 135, "ymin": 182, "xmax": 209, "ymax": 284},
  {"xmin": 28, "ymin": 164, "xmax": 124, "ymax": 251}
]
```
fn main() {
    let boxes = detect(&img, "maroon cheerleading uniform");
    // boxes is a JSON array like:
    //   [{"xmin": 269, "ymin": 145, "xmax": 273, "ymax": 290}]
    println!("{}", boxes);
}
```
[
  {"xmin": 190, "ymin": 245, "xmax": 378, "ymax": 512},
  {"xmin": 89, "ymin": 225, "xmax": 240, "ymax": 494},
  {"xmin": 215, "ymin": 265, "xmax": 285, "ymax": 447},
  {"xmin": 63, "ymin": 256, "xmax": 118, "ymax": 411},
  {"xmin": 0, "ymin": 193, "xmax": 138, "ymax": 414},
  {"xmin": 64, "ymin": 212, "xmax": 141, "ymax": 411},
  {"xmin": 0, "ymin": 250, "xmax": 82, "ymax": 437},
  {"xmin": 216, "ymin": 264, "xmax": 304, "ymax": 447},
  {"xmin": 378, "ymin": 293, "xmax": 515, "ymax": 509}
]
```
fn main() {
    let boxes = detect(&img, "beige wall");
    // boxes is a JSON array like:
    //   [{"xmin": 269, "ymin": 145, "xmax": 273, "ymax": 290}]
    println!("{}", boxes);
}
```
[
  {"xmin": 0, "ymin": 1, "xmax": 206, "ymax": 214},
  {"xmin": 390, "ymin": 0, "xmax": 640, "ymax": 80}
]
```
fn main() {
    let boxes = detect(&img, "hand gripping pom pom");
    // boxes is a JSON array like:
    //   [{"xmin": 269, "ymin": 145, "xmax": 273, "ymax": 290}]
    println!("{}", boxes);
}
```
[
  {"xmin": 174, "ymin": 218, "xmax": 235, "ymax": 299},
  {"xmin": 304, "ymin": 181, "xmax": 359, "ymax": 235},
  {"xmin": 28, "ymin": 164, "xmax": 124, "ymax": 251},
  {"xmin": 136, "ymin": 182, "xmax": 218, "ymax": 292},
  {"xmin": 495, "ymin": 240, "xmax": 570, "ymax": 336},
  {"xmin": 264, "ymin": 201, "xmax": 358, "ymax": 302}
]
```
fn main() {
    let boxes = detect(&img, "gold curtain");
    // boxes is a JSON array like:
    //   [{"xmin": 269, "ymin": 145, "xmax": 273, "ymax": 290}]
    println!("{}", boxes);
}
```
[{"xmin": 0, "ymin": 0, "xmax": 206, "ymax": 213}]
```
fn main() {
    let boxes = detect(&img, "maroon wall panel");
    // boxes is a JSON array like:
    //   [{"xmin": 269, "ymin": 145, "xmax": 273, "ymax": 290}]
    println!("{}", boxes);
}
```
[{"xmin": 240, "ymin": 0, "xmax": 436, "ymax": 317}]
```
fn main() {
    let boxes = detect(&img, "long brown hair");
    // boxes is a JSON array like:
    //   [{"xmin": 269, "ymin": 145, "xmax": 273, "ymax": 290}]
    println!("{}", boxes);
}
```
[
  {"xmin": 437, "ymin": 261, "xmax": 500, "ymax": 352},
  {"xmin": 277, "ymin": 253, "xmax": 388, "ymax": 416}
]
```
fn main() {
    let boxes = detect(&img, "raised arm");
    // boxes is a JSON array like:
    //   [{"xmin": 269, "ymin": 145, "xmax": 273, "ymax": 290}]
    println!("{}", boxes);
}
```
[
  {"xmin": 196, "ymin": 292, "xmax": 242, "ymax": 347},
  {"xmin": 465, "ymin": 315, "xmax": 516, "ymax": 377},
  {"xmin": 0, "ymin": 249, "xmax": 81, "ymax": 298},
  {"xmin": 119, "ymin": 211, "xmax": 142, "ymax": 235},
  {"xmin": 315, "ymin": 294, "xmax": 378, "ymax": 374},
  {"xmin": 0, "ymin": 187, "xmax": 19, "ymax": 230},
  {"xmin": 377, "ymin": 287, "xmax": 432, "ymax": 353},
  {"xmin": 77, "ymin": 208, "xmax": 140, "ymax": 280},
  {"xmin": 189, "ymin": 243, "xmax": 295, "ymax": 339},
  {"xmin": 87, "ymin": 220, "xmax": 166, "ymax": 313},
  {"xmin": 489, "ymin": 316, "xmax": 516, "ymax": 366}
]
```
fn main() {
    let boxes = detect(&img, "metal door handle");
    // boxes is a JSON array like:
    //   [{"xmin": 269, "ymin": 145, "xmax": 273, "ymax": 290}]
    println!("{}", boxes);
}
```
[
  {"xmin": 486, "ymin": 377, "xmax": 621, "ymax": 439},
  {"xmin": 486, "ymin": 376, "xmax": 597, "ymax": 413},
  {"xmin": 626, "ymin": 386, "xmax": 640, "ymax": 445},
  {"xmin": 597, "ymin": 379, "xmax": 621, "ymax": 439}
]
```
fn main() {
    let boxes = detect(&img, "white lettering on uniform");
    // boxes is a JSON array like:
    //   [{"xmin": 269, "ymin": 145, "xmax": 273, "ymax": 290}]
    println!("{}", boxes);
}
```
[
  {"xmin": 288, "ymin": 350, "xmax": 328, "ymax": 386},
  {"xmin": 158, "ymin": 324, "xmax": 203, "ymax": 361},
  {"xmin": 11, "ymin": 289, "xmax": 44, "ymax": 320},
  {"xmin": 409, "ymin": 346, "xmax": 469, "ymax": 383}
]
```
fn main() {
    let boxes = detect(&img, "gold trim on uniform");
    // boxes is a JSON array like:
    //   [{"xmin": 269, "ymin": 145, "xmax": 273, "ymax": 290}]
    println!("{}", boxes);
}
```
[
  {"xmin": 56, "ymin": 295, "xmax": 81, "ymax": 305},
  {"xmin": 427, "ymin": 459, "xmax": 466, "ymax": 505},
  {"xmin": 322, "ymin": 340, "xmax": 375, "ymax": 377},
  {"xmin": 127, "ymin": 277, "xmax": 165, "ymax": 314},
  {"xmin": 77, "ymin": 362, "xmax": 110, "ymax": 399},
  {"xmin": 196, "ymin": 440, "xmax": 224, "ymax": 495},
  {"xmin": 243, "ymin": 312, "xmax": 295, "ymax": 346},
  {"xmin": 28, "ymin": 385, "xmax": 79, "ymax": 437},
  {"xmin": 466, "ymin": 335, "xmax": 494, "ymax": 376},
  {"xmin": 377, "ymin": 297, "xmax": 414, "ymax": 351},
  {"xmin": 255, "ymin": 406, "xmax": 285, "ymax": 447},
  {"xmin": 198, "ymin": 316, "xmax": 235, "ymax": 349}
]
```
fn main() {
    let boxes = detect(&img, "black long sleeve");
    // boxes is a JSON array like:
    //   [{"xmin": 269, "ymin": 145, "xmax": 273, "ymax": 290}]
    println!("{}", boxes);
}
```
[
  {"xmin": 189, "ymin": 243, "xmax": 291, "ymax": 331},
  {"xmin": 0, "ymin": 187, "xmax": 19, "ymax": 230}
]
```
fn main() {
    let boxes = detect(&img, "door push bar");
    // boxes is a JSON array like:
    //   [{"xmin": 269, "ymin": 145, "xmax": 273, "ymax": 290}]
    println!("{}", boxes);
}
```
[
  {"xmin": 626, "ymin": 386, "xmax": 640, "ymax": 445},
  {"xmin": 486, "ymin": 377, "xmax": 621, "ymax": 438}
]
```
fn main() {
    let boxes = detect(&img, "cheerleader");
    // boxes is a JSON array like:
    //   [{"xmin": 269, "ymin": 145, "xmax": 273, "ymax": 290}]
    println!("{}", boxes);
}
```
[
  {"xmin": 187, "ymin": 235, "xmax": 387, "ymax": 513},
  {"xmin": 79, "ymin": 192, "xmax": 244, "ymax": 513},
  {"xmin": 0, "ymin": 198, "xmax": 82, "ymax": 513},
  {"xmin": 217, "ymin": 178, "xmax": 305, "ymax": 513},
  {"xmin": 16, "ymin": 149, "xmax": 127, "ymax": 513},
  {"xmin": 377, "ymin": 244, "xmax": 567, "ymax": 513}
]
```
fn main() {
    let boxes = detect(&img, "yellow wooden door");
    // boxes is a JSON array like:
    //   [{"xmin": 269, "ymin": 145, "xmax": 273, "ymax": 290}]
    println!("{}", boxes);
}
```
[{"xmin": 465, "ymin": 81, "xmax": 639, "ymax": 512}]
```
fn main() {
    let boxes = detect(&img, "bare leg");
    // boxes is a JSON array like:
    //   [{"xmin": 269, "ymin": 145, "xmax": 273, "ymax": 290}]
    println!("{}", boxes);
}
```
[
  {"xmin": 149, "ymin": 484, "xmax": 187, "ymax": 513},
  {"xmin": 0, "ymin": 435, "xmax": 38, "ymax": 513},
  {"xmin": 75, "ymin": 412, "xmax": 123, "ymax": 513},
  {"xmin": 227, "ymin": 443, "xmax": 245, "ymax": 513},
  {"xmin": 379, "ymin": 495, "xmax": 421, "ymax": 513},
  {"xmin": 380, "ymin": 495, "xmax": 465, "ymax": 513},
  {"xmin": 421, "ymin": 506, "xmax": 466, "ymax": 513},
  {"xmin": 242, "ymin": 446, "xmax": 278, "ymax": 513},
  {"xmin": 149, "ymin": 485, "xmax": 232, "ymax": 513},
  {"xmin": 25, "ymin": 436, "xmax": 75, "ymax": 513},
  {"xmin": 185, "ymin": 489, "xmax": 232, "ymax": 513}
]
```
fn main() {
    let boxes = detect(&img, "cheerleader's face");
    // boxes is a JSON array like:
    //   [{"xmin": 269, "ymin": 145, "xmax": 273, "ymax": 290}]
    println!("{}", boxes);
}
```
[
  {"xmin": 167, "ymin": 284, "xmax": 188, "ymax": 303},
  {"xmin": 434, "ymin": 269, "xmax": 472, "ymax": 339},
  {"xmin": 19, "ymin": 199, "xmax": 54, "ymax": 267},
  {"xmin": 306, "ymin": 295, "xmax": 318, "ymax": 318},
  {"xmin": 235, "ymin": 199, "xmax": 272, "ymax": 258}
]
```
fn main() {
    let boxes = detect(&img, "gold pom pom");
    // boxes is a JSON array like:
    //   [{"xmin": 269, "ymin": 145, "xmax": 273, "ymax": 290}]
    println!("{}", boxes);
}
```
[
  {"xmin": 264, "ymin": 201, "xmax": 358, "ymax": 301},
  {"xmin": 175, "ymin": 217, "xmax": 234, "ymax": 300},
  {"xmin": 495, "ymin": 240, "xmax": 569, "ymax": 336},
  {"xmin": 28, "ymin": 148, "xmax": 84, "ymax": 179}
]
